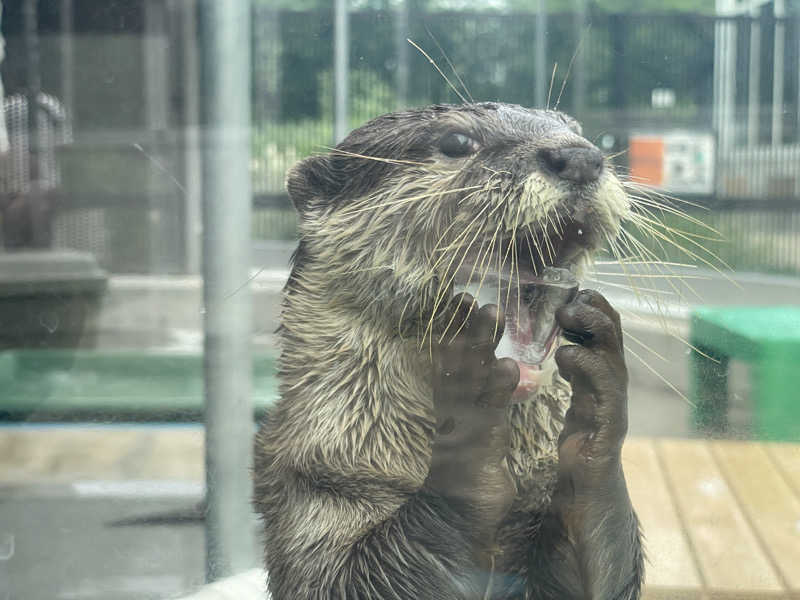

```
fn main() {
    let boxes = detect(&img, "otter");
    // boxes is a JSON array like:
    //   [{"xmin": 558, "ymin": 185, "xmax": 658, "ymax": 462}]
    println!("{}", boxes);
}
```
[{"xmin": 253, "ymin": 103, "xmax": 644, "ymax": 599}]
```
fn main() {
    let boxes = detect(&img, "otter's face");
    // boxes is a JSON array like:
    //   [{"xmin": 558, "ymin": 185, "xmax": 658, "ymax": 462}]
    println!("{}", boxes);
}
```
[{"xmin": 286, "ymin": 102, "xmax": 629, "ymax": 340}]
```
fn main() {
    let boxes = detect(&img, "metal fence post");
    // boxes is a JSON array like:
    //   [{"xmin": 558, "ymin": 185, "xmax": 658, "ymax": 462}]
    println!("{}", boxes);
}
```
[
  {"xmin": 60, "ymin": 0, "xmax": 74, "ymax": 122},
  {"xmin": 534, "ymin": 0, "xmax": 547, "ymax": 108},
  {"xmin": 334, "ymin": 0, "xmax": 349, "ymax": 143},
  {"xmin": 182, "ymin": 0, "xmax": 202, "ymax": 275},
  {"xmin": 395, "ymin": 0, "xmax": 410, "ymax": 110},
  {"xmin": 573, "ymin": 0, "xmax": 587, "ymax": 118},
  {"xmin": 23, "ymin": 0, "xmax": 43, "ymax": 180},
  {"xmin": 772, "ymin": 0, "xmax": 785, "ymax": 146},
  {"xmin": 0, "ymin": 0, "xmax": 7, "ymax": 154},
  {"xmin": 747, "ymin": 6, "xmax": 761, "ymax": 147},
  {"xmin": 199, "ymin": 0, "xmax": 256, "ymax": 581},
  {"xmin": 713, "ymin": 3, "xmax": 737, "ymax": 150}
]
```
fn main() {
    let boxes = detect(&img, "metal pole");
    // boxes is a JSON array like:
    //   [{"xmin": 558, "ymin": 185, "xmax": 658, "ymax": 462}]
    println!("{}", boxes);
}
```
[
  {"xmin": 334, "ymin": 0, "xmax": 349, "ymax": 143},
  {"xmin": 771, "ymin": 0, "xmax": 785, "ymax": 146},
  {"xmin": 714, "ymin": 0, "xmax": 737, "ymax": 150},
  {"xmin": 183, "ymin": 0, "xmax": 202, "ymax": 274},
  {"xmin": 747, "ymin": 6, "xmax": 761, "ymax": 147},
  {"xmin": 60, "ymin": 0, "xmax": 74, "ymax": 121},
  {"xmin": 535, "ymin": 0, "xmax": 547, "ymax": 109},
  {"xmin": 573, "ymin": 0, "xmax": 587, "ymax": 118},
  {"xmin": 394, "ymin": 0, "xmax": 410, "ymax": 110},
  {"xmin": 199, "ymin": 0, "xmax": 256, "ymax": 581},
  {"xmin": 23, "ymin": 0, "xmax": 43, "ymax": 183},
  {"xmin": 0, "ymin": 0, "xmax": 8, "ymax": 154},
  {"xmin": 143, "ymin": 1, "xmax": 170, "ymax": 274}
]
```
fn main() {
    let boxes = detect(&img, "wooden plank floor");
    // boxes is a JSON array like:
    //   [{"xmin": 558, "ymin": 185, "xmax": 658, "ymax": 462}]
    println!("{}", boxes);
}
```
[
  {"xmin": 625, "ymin": 439, "xmax": 800, "ymax": 600},
  {"xmin": 2, "ymin": 429, "xmax": 799, "ymax": 598}
]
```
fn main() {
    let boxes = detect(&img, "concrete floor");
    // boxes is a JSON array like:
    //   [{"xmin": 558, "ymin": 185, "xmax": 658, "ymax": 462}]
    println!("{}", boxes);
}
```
[{"xmin": 1, "ymin": 495, "xmax": 206, "ymax": 600}]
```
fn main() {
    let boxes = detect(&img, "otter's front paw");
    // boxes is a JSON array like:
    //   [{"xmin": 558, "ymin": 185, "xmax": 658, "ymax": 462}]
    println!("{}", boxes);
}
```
[
  {"xmin": 554, "ymin": 289, "xmax": 628, "ymax": 495},
  {"xmin": 427, "ymin": 293, "xmax": 519, "ymax": 535}
]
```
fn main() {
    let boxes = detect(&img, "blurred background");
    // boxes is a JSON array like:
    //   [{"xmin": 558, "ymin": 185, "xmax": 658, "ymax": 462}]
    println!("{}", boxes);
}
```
[{"xmin": 0, "ymin": 0, "xmax": 798, "ymax": 598}]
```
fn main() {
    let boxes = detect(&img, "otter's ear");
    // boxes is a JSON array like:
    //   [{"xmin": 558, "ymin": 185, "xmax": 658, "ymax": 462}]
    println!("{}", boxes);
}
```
[{"xmin": 286, "ymin": 155, "xmax": 340, "ymax": 216}]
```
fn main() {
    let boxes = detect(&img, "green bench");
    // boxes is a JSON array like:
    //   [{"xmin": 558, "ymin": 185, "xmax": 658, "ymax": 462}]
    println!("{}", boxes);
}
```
[
  {"xmin": 0, "ymin": 350, "xmax": 278, "ymax": 422},
  {"xmin": 690, "ymin": 306, "xmax": 800, "ymax": 441}
]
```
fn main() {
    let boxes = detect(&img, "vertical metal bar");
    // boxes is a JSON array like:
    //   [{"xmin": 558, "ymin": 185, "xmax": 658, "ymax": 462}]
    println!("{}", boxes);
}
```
[
  {"xmin": 772, "ymin": 0, "xmax": 785, "ymax": 146},
  {"xmin": 572, "ymin": 0, "xmax": 587, "ymax": 118},
  {"xmin": 797, "ymin": 20, "xmax": 800, "ymax": 143},
  {"xmin": 715, "ymin": 11, "xmax": 737, "ymax": 150},
  {"xmin": 143, "ymin": 1, "xmax": 170, "ymax": 273},
  {"xmin": 394, "ymin": 0, "xmax": 410, "ymax": 109},
  {"xmin": 0, "ymin": 0, "xmax": 8, "ymax": 154},
  {"xmin": 182, "ymin": 0, "xmax": 202, "ymax": 274},
  {"xmin": 334, "ymin": 0, "xmax": 349, "ymax": 143},
  {"xmin": 23, "ymin": 0, "xmax": 43, "ymax": 182},
  {"xmin": 747, "ymin": 8, "xmax": 761, "ymax": 147},
  {"xmin": 199, "ymin": 0, "xmax": 256, "ymax": 581},
  {"xmin": 60, "ymin": 0, "xmax": 74, "ymax": 121},
  {"xmin": 534, "ymin": 0, "xmax": 547, "ymax": 108}
]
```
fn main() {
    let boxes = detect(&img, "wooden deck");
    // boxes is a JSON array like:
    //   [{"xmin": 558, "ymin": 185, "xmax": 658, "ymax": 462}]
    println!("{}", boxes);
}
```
[
  {"xmin": 625, "ymin": 438, "xmax": 800, "ymax": 600},
  {"xmin": 1, "ymin": 429, "xmax": 799, "ymax": 598}
]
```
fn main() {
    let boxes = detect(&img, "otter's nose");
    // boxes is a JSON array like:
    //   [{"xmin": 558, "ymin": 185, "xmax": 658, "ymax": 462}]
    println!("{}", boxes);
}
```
[{"xmin": 539, "ymin": 146, "xmax": 604, "ymax": 184}]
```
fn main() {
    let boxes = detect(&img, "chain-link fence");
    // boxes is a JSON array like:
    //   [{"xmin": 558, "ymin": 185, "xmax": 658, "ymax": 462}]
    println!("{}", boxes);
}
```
[
  {"xmin": 2, "ymin": 6, "xmax": 798, "ymax": 274},
  {"xmin": 253, "ymin": 8, "xmax": 800, "ymax": 275}
]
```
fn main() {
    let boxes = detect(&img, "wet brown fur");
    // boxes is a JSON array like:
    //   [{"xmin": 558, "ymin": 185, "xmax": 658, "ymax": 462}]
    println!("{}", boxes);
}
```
[{"xmin": 253, "ymin": 103, "xmax": 642, "ymax": 599}]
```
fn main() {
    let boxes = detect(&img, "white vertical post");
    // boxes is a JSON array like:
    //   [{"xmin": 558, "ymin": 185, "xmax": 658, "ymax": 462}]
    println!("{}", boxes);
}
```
[
  {"xmin": 60, "ymin": 0, "xmax": 74, "ymax": 121},
  {"xmin": 747, "ymin": 6, "xmax": 761, "ymax": 147},
  {"xmin": 334, "ymin": 0, "xmax": 349, "ymax": 143},
  {"xmin": 0, "ymin": 0, "xmax": 8, "ymax": 154},
  {"xmin": 394, "ymin": 0, "xmax": 410, "ymax": 109},
  {"xmin": 535, "ymin": 0, "xmax": 547, "ymax": 108},
  {"xmin": 573, "ymin": 0, "xmax": 587, "ymax": 117},
  {"xmin": 143, "ymin": 1, "xmax": 170, "ymax": 273},
  {"xmin": 714, "ymin": 0, "xmax": 737, "ymax": 150},
  {"xmin": 182, "ymin": 0, "xmax": 203, "ymax": 274},
  {"xmin": 23, "ymin": 0, "xmax": 43, "ymax": 180},
  {"xmin": 771, "ymin": 0, "xmax": 785, "ymax": 146},
  {"xmin": 199, "ymin": 0, "xmax": 256, "ymax": 581}
]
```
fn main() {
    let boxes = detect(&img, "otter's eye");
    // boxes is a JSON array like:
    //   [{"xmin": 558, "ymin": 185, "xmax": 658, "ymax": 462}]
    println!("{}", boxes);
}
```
[{"xmin": 439, "ymin": 132, "xmax": 480, "ymax": 158}]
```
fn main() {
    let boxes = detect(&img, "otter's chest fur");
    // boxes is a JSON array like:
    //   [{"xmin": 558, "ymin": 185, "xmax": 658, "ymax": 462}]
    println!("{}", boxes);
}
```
[{"xmin": 276, "ymin": 293, "xmax": 569, "ymax": 510}]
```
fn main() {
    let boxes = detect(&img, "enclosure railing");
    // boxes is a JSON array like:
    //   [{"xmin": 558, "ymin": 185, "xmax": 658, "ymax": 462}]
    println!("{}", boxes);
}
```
[
  {"xmin": 4, "ymin": 8, "xmax": 797, "ymax": 276},
  {"xmin": 252, "ymin": 8, "xmax": 800, "ymax": 277}
]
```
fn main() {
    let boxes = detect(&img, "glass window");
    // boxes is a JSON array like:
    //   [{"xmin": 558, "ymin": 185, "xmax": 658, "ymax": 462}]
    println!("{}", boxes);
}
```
[{"xmin": 1, "ymin": 1, "xmax": 799, "ymax": 599}]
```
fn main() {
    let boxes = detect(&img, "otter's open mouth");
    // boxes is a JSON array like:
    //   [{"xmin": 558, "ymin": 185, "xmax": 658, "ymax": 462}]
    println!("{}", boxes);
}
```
[
  {"xmin": 494, "ymin": 219, "xmax": 595, "ymax": 281},
  {"xmin": 453, "ymin": 220, "xmax": 592, "ymax": 395}
]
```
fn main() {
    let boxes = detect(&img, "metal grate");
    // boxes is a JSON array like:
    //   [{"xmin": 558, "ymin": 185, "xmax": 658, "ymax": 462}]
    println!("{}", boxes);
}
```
[{"xmin": 0, "ymin": 92, "xmax": 71, "ymax": 195}]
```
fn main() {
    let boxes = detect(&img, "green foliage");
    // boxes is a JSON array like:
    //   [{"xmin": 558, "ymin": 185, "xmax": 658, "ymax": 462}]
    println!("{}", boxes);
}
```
[
  {"xmin": 319, "ymin": 69, "xmax": 398, "ymax": 124},
  {"xmin": 252, "ymin": 120, "xmax": 333, "ymax": 194}
]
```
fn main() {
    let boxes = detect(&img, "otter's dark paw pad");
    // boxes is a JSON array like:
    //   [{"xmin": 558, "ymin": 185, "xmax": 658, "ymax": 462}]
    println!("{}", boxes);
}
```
[
  {"xmin": 554, "ymin": 289, "xmax": 629, "ymax": 481},
  {"xmin": 432, "ymin": 294, "xmax": 519, "ymax": 414},
  {"xmin": 428, "ymin": 296, "xmax": 519, "ymax": 530}
]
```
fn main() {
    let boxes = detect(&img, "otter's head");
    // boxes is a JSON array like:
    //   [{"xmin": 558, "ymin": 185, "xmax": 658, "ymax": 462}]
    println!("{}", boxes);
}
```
[{"xmin": 285, "ymin": 103, "xmax": 629, "ymax": 344}]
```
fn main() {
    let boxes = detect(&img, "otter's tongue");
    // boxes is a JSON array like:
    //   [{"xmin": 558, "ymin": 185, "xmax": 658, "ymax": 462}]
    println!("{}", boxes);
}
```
[{"xmin": 453, "ymin": 266, "xmax": 579, "ymax": 398}]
